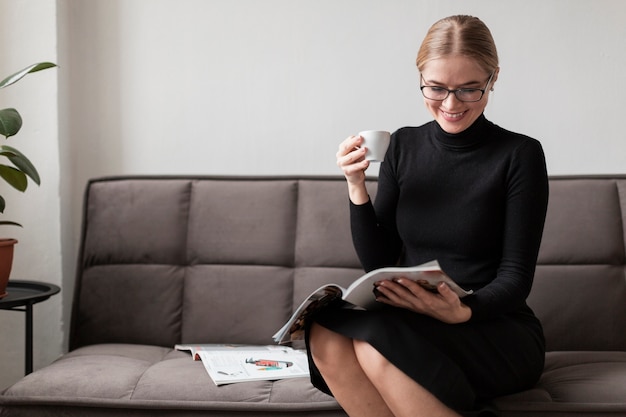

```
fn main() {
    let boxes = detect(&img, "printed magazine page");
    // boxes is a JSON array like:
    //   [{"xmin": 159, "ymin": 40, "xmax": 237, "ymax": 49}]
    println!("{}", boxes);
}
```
[
  {"xmin": 197, "ymin": 348, "xmax": 309, "ymax": 386},
  {"xmin": 175, "ymin": 344, "xmax": 309, "ymax": 385},
  {"xmin": 342, "ymin": 260, "xmax": 472, "ymax": 308},
  {"xmin": 174, "ymin": 343, "xmax": 287, "ymax": 360},
  {"xmin": 272, "ymin": 285, "xmax": 344, "ymax": 344},
  {"xmin": 273, "ymin": 260, "xmax": 473, "ymax": 344}
]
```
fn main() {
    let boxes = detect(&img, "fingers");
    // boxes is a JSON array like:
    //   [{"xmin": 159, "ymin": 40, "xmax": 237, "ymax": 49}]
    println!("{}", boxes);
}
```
[
  {"xmin": 375, "ymin": 278, "xmax": 470, "ymax": 323},
  {"xmin": 336, "ymin": 135, "xmax": 366, "ymax": 163},
  {"xmin": 337, "ymin": 135, "xmax": 362, "ymax": 157},
  {"xmin": 375, "ymin": 278, "xmax": 455, "ymax": 309},
  {"xmin": 336, "ymin": 135, "xmax": 370, "ymax": 182},
  {"xmin": 374, "ymin": 279, "xmax": 421, "ymax": 308},
  {"xmin": 435, "ymin": 281, "xmax": 457, "ymax": 303}
]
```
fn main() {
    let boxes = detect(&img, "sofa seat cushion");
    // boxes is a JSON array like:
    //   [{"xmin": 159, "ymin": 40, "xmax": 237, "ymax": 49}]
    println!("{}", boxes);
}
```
[
  {"xmin": 1, "ymin": 344, "xmax": 341, "ymax": 416},
  {"xmin": 493, "ymin": 351, "xmax": 626, "ymax": 416}
]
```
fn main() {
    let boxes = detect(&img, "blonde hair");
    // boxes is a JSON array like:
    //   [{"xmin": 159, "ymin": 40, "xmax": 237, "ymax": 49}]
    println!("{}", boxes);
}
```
[{"xmin": 416, "ymin": 15, "xmax": 498, "ymax": 74}]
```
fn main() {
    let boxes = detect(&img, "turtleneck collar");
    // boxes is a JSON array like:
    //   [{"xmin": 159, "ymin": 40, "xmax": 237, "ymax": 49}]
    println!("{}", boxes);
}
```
[{"xmin": 431, "ymin": 114, "xmax": 489, "ymax": 151}]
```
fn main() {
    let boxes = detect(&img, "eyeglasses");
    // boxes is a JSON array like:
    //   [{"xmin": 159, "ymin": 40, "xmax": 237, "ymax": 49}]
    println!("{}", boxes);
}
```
[{"xmin": 420, "ymin": 71, "xmax": 495, "ymax": 102}]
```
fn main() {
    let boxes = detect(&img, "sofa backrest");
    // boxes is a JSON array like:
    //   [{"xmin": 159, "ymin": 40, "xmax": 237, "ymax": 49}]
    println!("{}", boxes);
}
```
[
  {"xmin": 70, "ymin": 177, "xmax": 377, "ymax": 349},
  {"xmin": 529, "ymin": 176, "xmax": 626, "ymax": 351},
  {"xmin": 70, "ymin": 176, "xmax": 626, "ymax": 353}
]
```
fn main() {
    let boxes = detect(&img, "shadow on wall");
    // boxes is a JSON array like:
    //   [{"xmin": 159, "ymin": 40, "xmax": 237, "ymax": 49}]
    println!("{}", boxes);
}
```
[{"xmin": 57, "ymin": 0, "xmax": 125, "ymax": 352}]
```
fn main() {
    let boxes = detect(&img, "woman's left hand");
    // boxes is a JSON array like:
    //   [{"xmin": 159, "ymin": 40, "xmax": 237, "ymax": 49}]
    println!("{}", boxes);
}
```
[{"xmin": 374, "ymin": 278, "xmax": 472, "ymax": 324}]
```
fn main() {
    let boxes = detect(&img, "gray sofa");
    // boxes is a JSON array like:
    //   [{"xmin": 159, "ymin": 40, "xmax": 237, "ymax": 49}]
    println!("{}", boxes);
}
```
[{"xmin": 1, "ymin": 175, "xmax": 625, "ymax": 417}]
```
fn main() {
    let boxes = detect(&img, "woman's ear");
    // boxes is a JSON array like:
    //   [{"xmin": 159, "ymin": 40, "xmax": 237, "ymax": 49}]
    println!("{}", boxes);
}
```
[{"xmin": 490, "ymin": 67, "xmax": 500, "ymax": 91}]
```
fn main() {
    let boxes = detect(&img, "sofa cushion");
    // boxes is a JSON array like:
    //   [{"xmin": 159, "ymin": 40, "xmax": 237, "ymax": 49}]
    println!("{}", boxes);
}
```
[
  {"xmin": 71, "ymin": 177, "xmax": 378, "ymax": 350},
  {"xmin": 82, "ymin": 179, "xmax": 191, "ymax": 265},
  {"xmin": 181, "ymin": 265, "xmax": 294, "ymax": 344},
  {"xmin": 1, "ymin": 344, "xmax": 342, "ymax": 417},
  {"xmin": 493, "ymin": 351, "xmax": 626, "ymax": 416},
  {"xmin": 187, "ymin": 180, "xmax": 298, "ymax": 266},
  {"xmin": 537, "ymin": 179, "xmax": 625, "ymax": 265},
  {"xmin": 6, "ymin": 175, "xmax": 624, "ymax": 417},
  {"xmin": 294, "ymin": 179, "xmax": 377, "ymax": 268},
  {"xmin": 529, "ymin": 265, "xmax": 626, "ymax": 351},
  {"xmin": 530, "ymin": 177, "xmax": 626, "ymax": 352},
  {"xmin": 74, "ymin": 265, "xmax": 185, "ymax": 347}
]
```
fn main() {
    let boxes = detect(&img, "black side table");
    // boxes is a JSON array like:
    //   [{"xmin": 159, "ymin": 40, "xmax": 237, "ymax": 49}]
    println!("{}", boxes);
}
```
[{"xmin": 0, "ymin": 280, "xmax": 61, "ymax": 375}]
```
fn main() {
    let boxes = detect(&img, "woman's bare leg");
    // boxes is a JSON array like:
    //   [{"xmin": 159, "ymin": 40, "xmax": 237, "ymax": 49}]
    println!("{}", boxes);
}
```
[
  {"xmin": 309, "ymin": 323, "xmax": 394, "ymax": 417},
  {"xmin": 309, "ymin": 323, "xmax": 462, "ymax": 417},
  {"xmin": 353, "ymin": 339, "xmax": 461, "ymax": 417}
]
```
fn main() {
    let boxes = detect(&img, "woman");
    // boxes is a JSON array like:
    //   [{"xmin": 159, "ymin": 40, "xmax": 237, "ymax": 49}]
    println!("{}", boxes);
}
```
[{"xmin": 306, "ymin": 15, "xmax": 548, "ymax": 417}]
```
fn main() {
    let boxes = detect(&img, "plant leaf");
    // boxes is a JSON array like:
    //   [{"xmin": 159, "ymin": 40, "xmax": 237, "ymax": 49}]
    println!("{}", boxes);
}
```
[
  {"xmin": 0, "ymin": 62, "xmax": 57, "ymax": 89},
  {"xmin": 0, "ymin": 108, "xmax": 22, "ymax": 138},
  {"xmin": 0, "ymin": 164, "xmax": 27, "ymax": 191},
  {"xmin": 0, "ymin": 194, "xmax": 25, "ymax": 226},
  {"xmin": 0, "ymin": 145, "xmax": 40, "ymax": 185},
  {"xmin": 0, "ymin": 220, "xmax": 23, "ymax": 227}
]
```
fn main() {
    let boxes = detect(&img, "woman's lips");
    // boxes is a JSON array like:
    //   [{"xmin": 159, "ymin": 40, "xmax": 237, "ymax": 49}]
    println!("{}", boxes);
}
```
[{"xmin": 441, "ymin": 110, "xmax": 467, "ymax": 121}]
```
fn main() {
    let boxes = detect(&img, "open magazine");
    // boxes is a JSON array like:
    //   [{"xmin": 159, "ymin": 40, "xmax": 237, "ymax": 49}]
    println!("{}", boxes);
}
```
[
  {"xmin": 273, "ymin": 260, "xmax": 472, "ymax": 344},
  {"xmin": 174, "ymin": 344, "xmax": 309, "ymax": 385}
]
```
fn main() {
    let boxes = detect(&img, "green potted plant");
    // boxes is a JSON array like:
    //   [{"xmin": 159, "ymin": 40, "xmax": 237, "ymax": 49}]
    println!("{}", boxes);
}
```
[{"xmin": 0, "ymin": 62, "xmax": 56, "ymax": 298}]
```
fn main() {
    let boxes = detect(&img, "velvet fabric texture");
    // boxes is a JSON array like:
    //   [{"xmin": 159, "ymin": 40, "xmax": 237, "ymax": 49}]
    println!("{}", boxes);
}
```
[{"xmin": 1, "ymin": 176, "xmax": 625, "ymax": 416}]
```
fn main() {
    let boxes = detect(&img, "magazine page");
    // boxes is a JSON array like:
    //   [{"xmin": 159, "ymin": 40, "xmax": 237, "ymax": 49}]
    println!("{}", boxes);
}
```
[
  {"xmin": 175, "ymin": 344, "xmax": 289, "ymax": 361},
  {"xmin": 272, "ymin": 284, "xmax": 344, "ymax": 344},
  {"xmin": 272, "ymin": 260, "xmax": 473, "ymax": 345},
  {"xmin": 343, "ymin": 260, "xmax": 473, "ymax": 309},
  {"xmin": 197, "ymin": 347, "xmax": 309, "ymax": 385}
]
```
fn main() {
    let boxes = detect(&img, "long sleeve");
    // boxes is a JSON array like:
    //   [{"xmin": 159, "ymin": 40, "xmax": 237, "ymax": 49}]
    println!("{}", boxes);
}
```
[
  {"xmin": 348, "ymin": 115, "xmax": 549, "ymax": 321},
  {"xmin": 462, "ymin": 139, "xmax": 548, "ymax": 321},
  {"xmin": 350, "ymin": 198, "xmax": 403, "ymax": 272}
]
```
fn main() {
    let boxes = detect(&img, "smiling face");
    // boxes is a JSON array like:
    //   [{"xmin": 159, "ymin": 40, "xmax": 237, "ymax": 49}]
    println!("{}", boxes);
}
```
[{"xmin": 420, "ymin": 56, "xmax": 498, "ymax": 134}]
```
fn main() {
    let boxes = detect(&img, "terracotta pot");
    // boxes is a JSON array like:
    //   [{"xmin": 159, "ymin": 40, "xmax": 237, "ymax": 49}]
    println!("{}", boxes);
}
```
[{"xmin": 0, "ymin": 238, "xmax": 18, "ymax": 298}]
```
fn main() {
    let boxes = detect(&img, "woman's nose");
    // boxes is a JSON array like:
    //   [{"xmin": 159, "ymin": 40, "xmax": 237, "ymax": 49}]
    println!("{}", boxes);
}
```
[{"xmin": 442, "ymin": 91, "xmax": 462, "ymax": 108}]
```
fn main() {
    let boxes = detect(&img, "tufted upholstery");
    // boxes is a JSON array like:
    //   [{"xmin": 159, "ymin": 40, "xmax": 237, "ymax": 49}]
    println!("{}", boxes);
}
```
[
  {"xmin": 1, "ymin": 175, "xmax": 625, "ymax": 417},
  {"xmin": 70, "ymin": 177, "xmax": 377, "ymax": 350}
]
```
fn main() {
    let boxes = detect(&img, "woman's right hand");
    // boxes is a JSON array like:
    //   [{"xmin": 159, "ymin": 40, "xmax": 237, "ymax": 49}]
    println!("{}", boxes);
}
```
[{"xmin": 336, "ymin": 135, "xmax": 370, "ymax": 204}]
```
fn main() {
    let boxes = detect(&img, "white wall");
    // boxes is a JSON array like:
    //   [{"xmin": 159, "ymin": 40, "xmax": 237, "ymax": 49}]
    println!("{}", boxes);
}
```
[
  {"xmin": 62, "ymin": 0, "xmax": 626, "ymax": 179},
  {"xmin": 0, "ymin": 0, "xmax": 61, "ymax": 389},
  {"xmin": 1, "ymin": 0, "xmax": 625, "ymax": 389}
]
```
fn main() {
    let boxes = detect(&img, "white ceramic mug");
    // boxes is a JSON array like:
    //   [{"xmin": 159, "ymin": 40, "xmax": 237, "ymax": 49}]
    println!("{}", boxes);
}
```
[{"xmin": 359, "ymin": 130, "xmax": 391, "ymax": 162}]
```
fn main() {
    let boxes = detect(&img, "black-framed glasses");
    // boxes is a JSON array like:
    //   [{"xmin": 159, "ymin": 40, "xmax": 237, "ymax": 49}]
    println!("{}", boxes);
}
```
[{"xmin": 420, "ymin": 71, "xmax": 495, "ymax": 102}]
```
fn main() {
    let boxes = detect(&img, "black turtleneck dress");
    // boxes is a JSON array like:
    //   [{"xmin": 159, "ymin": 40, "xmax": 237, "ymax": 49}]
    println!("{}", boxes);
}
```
[{"xmin": 307, "ymin": 115, "xmax": 549, "ymax": 412}]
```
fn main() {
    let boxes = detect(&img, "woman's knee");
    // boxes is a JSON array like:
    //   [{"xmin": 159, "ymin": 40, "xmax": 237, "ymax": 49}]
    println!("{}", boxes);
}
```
[
  {"xmin": 309, "ymin": 323, "xmax": 355, "ymax": 370},
  {"xmin": 353, "ymin": 339, "xmax": 391, "ymax": 376}
]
